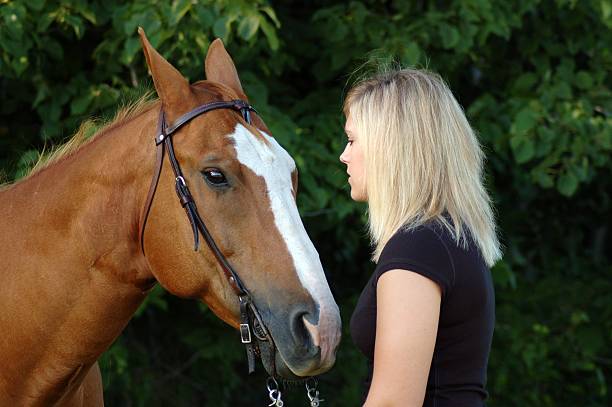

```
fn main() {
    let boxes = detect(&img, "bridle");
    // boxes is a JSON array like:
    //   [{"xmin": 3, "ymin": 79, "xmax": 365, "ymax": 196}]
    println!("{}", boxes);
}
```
[
  {"xmin": 137, "ymin": 98, "xmax": 326, "ymax": 405},
  {"xmin": 138, "ymin": 99, "xmax": 273, "ymax": 375}
]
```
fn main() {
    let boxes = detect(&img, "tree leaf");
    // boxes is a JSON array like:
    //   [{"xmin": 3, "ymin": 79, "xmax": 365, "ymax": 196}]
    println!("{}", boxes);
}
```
[
  {"xmin": 439, "ymin": 24, "xmax": 460, "ymax": 49},
  {"xmin": 261, "ymin": 6, "xmax": 281, "ymax": 27},
  {"xmin": 514, "ymin": 72, "xmax": 538, "ymax": 93},
  {"xmin": 575, "ymin": 71, "xmax": 593, "ymax": 89},
  {"xmin": 194, "ymin": 7, "xmax": 214, "ymax": 27},
  {"xmin": 402, "ymin": 41, "xmax": 421, "ymax": 64},
  {"xmin": 213, "ymin": 16, "xmax": 230, "ymax": 40},
  {"xmin": 237, "ymin": 14, "xmax": 260, "ymax": 40},
  {"xmin": 169, "ymin": 0, "xmax": 192, "ymax": 26},
  {"xmin": 512, "ymin": 108, "xmax": 539, "ymax": 136},
  {"xmin": 554, "ymin": 81, "xmax": 572, "ymax": 99},
  {"xmin": 120, "ymin": 36, "xmax": 141, "ymax": 66},
  {"xmin": 510, "ymin": 135, "xmax": 535, "ymax": 164},
  {"xmin": 64, "ymin": 15, "xmax": 85, "ymax": 39},
  {"xmin": 532, "ymin": 169, "xmax": 554, "ymax": 188},
  {"xmin": 557, "ymin": 171, "xmax": 578, "ymax": 196},
  {"xmin": 25, "ymin": 0, "xmax": 45, "ymax": 12},
  {"xmin": 70, "ymin": 89, "xmax": 94, "ymax": 115},
  {"xmin": 259, "ymin": 18, "xmax": 279, "ymax": 51}
]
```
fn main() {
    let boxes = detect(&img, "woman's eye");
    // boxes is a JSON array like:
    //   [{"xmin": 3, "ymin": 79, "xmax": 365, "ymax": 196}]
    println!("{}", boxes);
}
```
[{"xmin": 202, "ymin": 169, "xmax": 229, "ymax": 187}]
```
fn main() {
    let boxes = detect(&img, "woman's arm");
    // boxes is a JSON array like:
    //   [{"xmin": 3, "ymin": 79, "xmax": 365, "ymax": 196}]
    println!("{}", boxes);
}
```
[{"xmin": 363, "ymin": 269, "xmax": 442, "ymax": 407}]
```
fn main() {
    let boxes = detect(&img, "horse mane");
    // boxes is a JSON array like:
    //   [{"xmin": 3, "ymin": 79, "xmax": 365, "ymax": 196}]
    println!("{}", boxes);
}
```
[{"xmin": 1, "ymin": 91, "xmax": 158, "ymax": 189}]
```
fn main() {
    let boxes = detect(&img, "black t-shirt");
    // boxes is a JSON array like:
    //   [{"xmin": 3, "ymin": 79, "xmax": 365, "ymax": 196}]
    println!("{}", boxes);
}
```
[{"xmin": 350, "ymin": 220, "xmax": 495, "ymax": 406}]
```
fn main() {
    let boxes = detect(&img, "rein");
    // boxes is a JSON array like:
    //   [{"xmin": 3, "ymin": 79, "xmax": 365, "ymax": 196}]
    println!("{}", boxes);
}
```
[{"xmin": 138, "ymin": 99, "xmax": 272, "ymax": 375}]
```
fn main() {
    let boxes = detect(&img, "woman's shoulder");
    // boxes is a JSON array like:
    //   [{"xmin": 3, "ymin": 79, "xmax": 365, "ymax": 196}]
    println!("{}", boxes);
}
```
[
  {"xmin": 376, "ymin": 220, "xmax": 456, "ymax": 296},
  {"xmin": 380, "ymin": 220, "xmax": 455, "ymax": 262}
]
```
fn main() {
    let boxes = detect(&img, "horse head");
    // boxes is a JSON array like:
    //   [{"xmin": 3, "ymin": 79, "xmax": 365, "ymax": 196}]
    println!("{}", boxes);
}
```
[{"xmin": 137, "ymin": 29, "xmax": 341, "ymax": 380}]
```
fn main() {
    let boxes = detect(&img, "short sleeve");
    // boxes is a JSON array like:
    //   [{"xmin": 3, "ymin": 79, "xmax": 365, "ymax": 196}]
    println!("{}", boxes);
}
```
[{"xmin": 375, "ymin": 225, "xmax": 456, "ymax": 298}]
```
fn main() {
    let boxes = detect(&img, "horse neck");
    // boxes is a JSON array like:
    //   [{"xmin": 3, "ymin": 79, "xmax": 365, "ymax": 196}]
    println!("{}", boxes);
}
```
[{"xmin": 0, "ymin": 104, "xmax": 160, "ymax": 398}]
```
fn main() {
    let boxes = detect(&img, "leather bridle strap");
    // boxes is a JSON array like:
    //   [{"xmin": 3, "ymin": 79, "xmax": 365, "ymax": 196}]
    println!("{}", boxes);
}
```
[
  {"xmin": 163, "ymin": 99, "xmax": 253, "ymax": 138},
  {"xmin": 139, "ymin": 100, "xmax": 257, "ymax": 294},
  {"xmin": 138, "ymin": 99, "xmax": 272, "ymax": 375},
  {"xmin": 138, "ymin": 111, "xmax": 166, "ymax": 258}
]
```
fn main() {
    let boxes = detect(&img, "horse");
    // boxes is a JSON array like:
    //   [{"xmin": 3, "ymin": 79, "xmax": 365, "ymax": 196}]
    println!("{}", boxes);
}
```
[{"xmin": 0, "ymin": 28, "xmax": 342, "ymax": 406}]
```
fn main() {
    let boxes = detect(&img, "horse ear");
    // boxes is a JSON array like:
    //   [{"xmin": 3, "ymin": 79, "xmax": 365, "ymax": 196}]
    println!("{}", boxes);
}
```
[
  {"xmin": 205, "ymin": 39, "xmax": 247, "ymax": 99},
  {"xmin": 138, "ymin": 27, "xmax": 191, "ymax": 117}
]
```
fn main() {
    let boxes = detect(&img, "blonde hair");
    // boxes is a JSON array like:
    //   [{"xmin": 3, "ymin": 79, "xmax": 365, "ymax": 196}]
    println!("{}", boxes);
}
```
[{"xmin": 344, "ymin": 68, "xmax": 502, "ymax": 267}]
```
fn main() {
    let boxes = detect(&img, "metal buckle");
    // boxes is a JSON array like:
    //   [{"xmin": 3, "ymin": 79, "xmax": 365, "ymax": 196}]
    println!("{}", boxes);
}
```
[{"xmin": 240, "ymin": 323, "xmax": 252, "ymax": 343}]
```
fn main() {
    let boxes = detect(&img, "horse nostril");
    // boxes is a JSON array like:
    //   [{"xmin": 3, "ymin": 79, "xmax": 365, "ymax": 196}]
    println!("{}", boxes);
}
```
[
  {"xmin": 289, "ymin": 306, "xmax": 319, "ymax": 351},
  {"xmin": 302, "ymin": 315, "xmax": 320, "ymax": 347}
]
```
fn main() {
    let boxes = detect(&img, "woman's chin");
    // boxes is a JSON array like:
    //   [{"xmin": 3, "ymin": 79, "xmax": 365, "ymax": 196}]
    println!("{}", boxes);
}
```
[{"xmin": 350, "ymin": 190, "xmax": 367, "ymax": 202}]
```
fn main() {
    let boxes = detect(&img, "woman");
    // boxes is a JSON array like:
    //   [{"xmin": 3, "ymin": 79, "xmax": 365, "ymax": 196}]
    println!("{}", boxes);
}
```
[{"xmin": 340, "ymin": 68, "xmax": 502, "ymax": 407}]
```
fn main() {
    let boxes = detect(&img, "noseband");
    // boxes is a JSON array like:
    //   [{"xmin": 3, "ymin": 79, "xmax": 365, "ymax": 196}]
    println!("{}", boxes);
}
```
[{"xmin": 138, "ymin": 99, "xmax": 273, "ymax": 375}]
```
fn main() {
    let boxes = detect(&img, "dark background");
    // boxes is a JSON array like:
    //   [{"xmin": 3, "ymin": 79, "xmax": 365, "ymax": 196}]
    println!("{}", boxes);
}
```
[{"xmin": 1, "ymin": 0, "xmax": 610, "ymax": 405}]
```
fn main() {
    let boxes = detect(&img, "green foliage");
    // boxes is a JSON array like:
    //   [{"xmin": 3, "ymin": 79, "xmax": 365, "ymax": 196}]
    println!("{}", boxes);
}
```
[{"xmin": 1, "ymin": 0, "xmax": 611, "ymax": 405}]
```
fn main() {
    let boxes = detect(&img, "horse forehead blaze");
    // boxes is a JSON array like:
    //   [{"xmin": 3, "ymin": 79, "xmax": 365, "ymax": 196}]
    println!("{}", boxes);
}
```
[
  {"xmin": 230, "ymin": 124, "xmax": 295, "ymax": 190},
  {"xmin": 228, "ymin": 124, "xmax": 331, "ymax": 303}
]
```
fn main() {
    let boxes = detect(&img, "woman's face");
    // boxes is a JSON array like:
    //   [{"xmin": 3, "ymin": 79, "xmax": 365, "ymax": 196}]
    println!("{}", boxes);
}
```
[{"xmin": 339, "ymin": 115, "xmax": 367, "ymax": 202}]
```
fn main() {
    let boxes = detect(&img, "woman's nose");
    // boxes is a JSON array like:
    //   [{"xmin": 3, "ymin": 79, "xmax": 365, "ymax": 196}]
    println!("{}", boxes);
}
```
[{"xmin": 339, "ymin": 144, "xmax": 349, "ymax": 164}]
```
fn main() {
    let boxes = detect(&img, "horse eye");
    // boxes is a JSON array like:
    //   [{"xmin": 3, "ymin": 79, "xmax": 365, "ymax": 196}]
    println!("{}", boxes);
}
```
[{"xmin": 202, "ymin": 169, "xmax": 229, "ymax": 187}]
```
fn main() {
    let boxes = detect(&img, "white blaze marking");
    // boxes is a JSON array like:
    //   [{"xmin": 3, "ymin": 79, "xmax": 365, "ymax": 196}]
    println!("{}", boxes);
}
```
[{"xmin": 229, "ymin": 124, "xmax": 340, "ymax": 364}]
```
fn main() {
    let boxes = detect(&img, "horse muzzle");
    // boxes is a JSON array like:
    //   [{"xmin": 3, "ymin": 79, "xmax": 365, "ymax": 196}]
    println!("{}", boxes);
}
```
[{"xmin": 259, "ymin": 301, "xmax": 341, "ymax": 380}]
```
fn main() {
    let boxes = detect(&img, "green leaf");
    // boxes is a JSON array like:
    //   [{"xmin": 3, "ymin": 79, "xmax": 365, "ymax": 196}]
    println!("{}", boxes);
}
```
[
  {"xmin": 512, "ymin": 108, "xmax": 539, "ymax": 136},
  {"xmin": 491, "ymin": 260, "xmax": 516, "ymax": 289},
  {"xmin": 194, "ymin": 7, "xmax": 215, "ymax": 27},
  {"xmin": 554, "ymin": 81, "xmax": 572, "ymax": 99},
  {"xmin": 37, "ymin": 100, "xmax": 62, "ymax": 124},
  {"xmin": 33, "ymin": 85, "xmax": 48, "ymax": 108},
  {"xmin": 259, "ymin": 18, "xmax": 279, "ymax": 51},
  {"xmin": 557, "ymin": 171, "xmax": 578, "ymax": 196},
  {"xmin": 78, "ymin": 8, "xmax": 97, "ymax": 25},
  {"xmin": 170, "ymin": 0, "xmax": 192, "ymax": 26},
  {"xmin": 26, "ymin": 0, "xmax": 45, "ymax": 12},
  {"xmin": 575, "ymin": 71, "xmax": 593, "ymax": 89},
  {"xmin": 0, "ymin": 36, "xmax": 21, "ymax": 58},
  {"xmin": 70, "ymin": 89, "xmax": 94, "ymax": 115},
  {"xmin": 125, "ymin": 14, "xmax": 142, "ymax": 36},
  {"xmin": 537, "ymin": 126, "xmax": 556, "ymax": 143},
  {"xmin": 510, "ymin": 135, "xmax": 535, "ymax": 164},
  {"xmin": 237, "ymin": 15, "xmax": 260, "ymax": 40},
  {"xmin": 121, "ymin": 37, "xmax": 141, "ymax": 65},
  {"xmin": 439, "ymin": 24, "xmax": 460, "ymax": 49},
  {"xmin": 602, "ymin": 0, "xmax": 612, "ymax": 21},
  {"xmin": 64, "ymin": 15, "xmax": 85, "ymax": 39},
  {"xmin": 213, "ymin": 16, "xmax": 230, "ymax": 40},
  {"xmin": 142, "ymin": 18, "xmax": 162, "ymax": 38},
  {"xmin": 534, "ymin": 126, "xmax": 556, "ymax": 157},
  {"xmin": 402, "ymin": 41, "xmax": 421, "ymax": 64},
  {"xmin": 514, "ymin": 73, "xmax": 538, "ymax": 93},
  {"xmin": 261, "ymin": 6, "xmax": 281, "ymax": 27},
  {"xmin": 46, "ymin": 38, "xmax": 64, "ymax": 60},
  {"xmin": 12, "ymin": 55, "xmax": 29, "ymax": 76},
  {"xmin": 575, "ymin": 326, "xmax": 605, "ymax": 354},
  {"xmin": 37, "ymin": 13, "xmax": 54, "ymax": 32},
  {"xmin": 532, "ymin": 169, "xmax": 554, "ymax": 188},
  {"xmin": 3, "ymin": 12, "xmax": 24, "ymax": 41}
]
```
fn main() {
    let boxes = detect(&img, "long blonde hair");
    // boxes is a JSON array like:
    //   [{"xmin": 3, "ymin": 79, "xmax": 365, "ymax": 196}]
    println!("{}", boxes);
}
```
[{"xmin": 344, "ymin": 68, "xmax": 502, "ymax": 267}]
